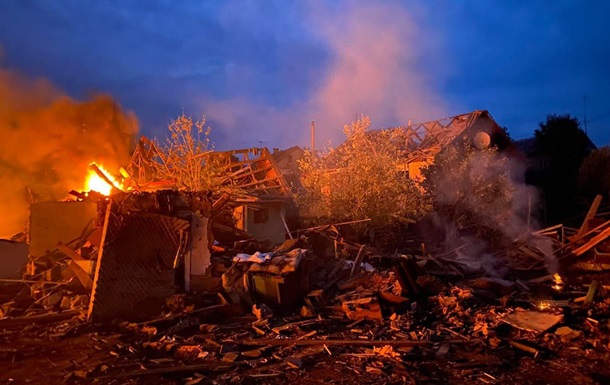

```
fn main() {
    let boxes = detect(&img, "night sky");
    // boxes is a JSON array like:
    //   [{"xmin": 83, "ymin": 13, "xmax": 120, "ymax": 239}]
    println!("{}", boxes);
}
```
[{"xmin": 1, "ymin": 0, "xmax": 608, "ymax": 149}]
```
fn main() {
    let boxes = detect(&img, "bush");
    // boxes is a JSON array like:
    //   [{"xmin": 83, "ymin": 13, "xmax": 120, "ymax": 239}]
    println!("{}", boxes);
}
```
[{"xmin": 297, "ymin": 116, "xmax": 428, "ymax": 229}]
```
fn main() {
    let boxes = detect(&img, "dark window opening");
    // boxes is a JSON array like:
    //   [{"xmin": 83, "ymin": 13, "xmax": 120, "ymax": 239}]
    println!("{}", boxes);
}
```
[{"xmin": 252, "ymin": 208, "xmax": 269, "ymax": 224}]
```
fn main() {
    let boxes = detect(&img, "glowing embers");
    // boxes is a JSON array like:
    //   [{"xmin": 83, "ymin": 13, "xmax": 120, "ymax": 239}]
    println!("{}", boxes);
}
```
[
  {"xmin": 552, "ymin": 273, "xmax": 564, "ymax": 291},
  {"xmin": 84, "ymin": 163, "xmax": 123, "ymax": 196}
]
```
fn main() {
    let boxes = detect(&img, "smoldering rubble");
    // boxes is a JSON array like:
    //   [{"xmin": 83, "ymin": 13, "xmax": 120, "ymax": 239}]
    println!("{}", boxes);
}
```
[
  {"xmin": 1, "ymin": 111, "xmax": 610, "ymax": 385},
  {"xmin": 2, "ymin": 191, "xmax": 610, "ymax": 384}
]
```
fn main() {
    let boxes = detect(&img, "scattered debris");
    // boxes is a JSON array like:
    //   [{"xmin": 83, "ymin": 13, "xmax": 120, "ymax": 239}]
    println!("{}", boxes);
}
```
[{"xmin": 4, "ymin": 191, "xmax": 610, "ymax": 384}]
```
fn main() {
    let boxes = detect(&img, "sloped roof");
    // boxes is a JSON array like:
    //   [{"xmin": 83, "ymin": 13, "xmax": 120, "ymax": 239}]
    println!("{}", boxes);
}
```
[{"xmin": 514, "ymin": 137, "xmax": 536, "ymax": 156}]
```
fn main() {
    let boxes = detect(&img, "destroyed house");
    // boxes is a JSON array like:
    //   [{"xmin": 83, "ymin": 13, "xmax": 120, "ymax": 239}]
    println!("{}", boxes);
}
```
[
  {"xmin": 126, "ymin": 138, "xmax": 293, "ymax": 244},
  {"xmin": 23, "ymin": 190, "xmax": 215, "ymax": 321},
  {"xmin": 375, "ymin": 110, "xmax": 510, "ymax": 180},
  {"xmin": 218, "ymin": 147, "xmax": 293, "ymax": 244}
]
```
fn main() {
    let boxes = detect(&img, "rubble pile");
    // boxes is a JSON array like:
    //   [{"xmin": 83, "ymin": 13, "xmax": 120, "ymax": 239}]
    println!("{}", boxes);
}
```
[
  {"xmin": 0, "ymin": 213, "xmax": 103, "ymax": 322},
  {"xmin": 3, "ymin": 195, "xmax": 610, "ymax": 384}
]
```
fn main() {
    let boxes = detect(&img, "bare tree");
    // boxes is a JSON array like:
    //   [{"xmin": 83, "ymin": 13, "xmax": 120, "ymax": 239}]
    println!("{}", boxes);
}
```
[{"xmin": 154, "ymin": 113, "xmax": 234, "ymax": 193}]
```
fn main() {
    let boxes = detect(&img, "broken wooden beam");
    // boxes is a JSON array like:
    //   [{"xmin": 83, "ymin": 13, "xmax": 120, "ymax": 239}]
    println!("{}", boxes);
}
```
[
  {"xmin": 138, "ymin": 302, "xmax": 229, "ymax": 326},
  {"xmin": 393, "ymin": 255, "xmax": 420, "ymax": 296},
  {"xmin": 572, "ymin": 226, "xmax": 610, "ymax": 257},
  {"xmin": 501, "ymin": 310, "xmax": 563, "ymax": 333},
  {"xmin": 509, "ymin": 340, "xmax": 541, "ymax": 357},
  {"xmin": 237, "ymin": 338, "xmax": 468, "ymax": 347},
  {"xmin": 349, "ymin": 245, "xmax": 366, "ymax": 277},
  {"xmin": 90, "ymin": 163, "xmax": 121, "ymax": 191},
  {"xmin": 0, "ymin": 310, "xmax": 79, "ymax": 328},
  {"xmin": 583, "ymin": 280, "xmax": 600, "ymax": 309},
  {"xmin": 56, "ymin": 242, "xmax": 84, "ymax": 261},
  {"xmin": 67, "ymin": 261, "xmax": 94, "ymax": 291},
  {"xmin": 96, "ymin": 362, "xmax": 238, "ymax": 379},
  {"xmin": 291, "ymin": 218, "xmax": 372, "ymax": 235},
  {"xmin": 574, "ymin": 195, "xmax": 603, "ymax": 239},
  {"xmin": 0, "ymin": 279, "xmax": 66, "ymax": 285}
]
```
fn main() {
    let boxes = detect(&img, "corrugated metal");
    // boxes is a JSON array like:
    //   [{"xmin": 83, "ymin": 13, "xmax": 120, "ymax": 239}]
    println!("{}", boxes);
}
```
[{"xmin": 88, "ymin": 211, "xmax": 189, "ymax": 321}]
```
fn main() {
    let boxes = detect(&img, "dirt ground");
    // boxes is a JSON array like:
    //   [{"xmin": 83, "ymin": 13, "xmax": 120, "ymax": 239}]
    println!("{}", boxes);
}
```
[{"xmin": 2, "ymin": 305, "xmax": 609, "ymax": 385}]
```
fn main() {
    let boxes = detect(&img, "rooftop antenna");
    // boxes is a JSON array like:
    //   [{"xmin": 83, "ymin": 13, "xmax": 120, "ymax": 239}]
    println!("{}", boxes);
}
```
[{"xmin": 583, "ymin": 95, "xmax": 588, "ymax": 134}]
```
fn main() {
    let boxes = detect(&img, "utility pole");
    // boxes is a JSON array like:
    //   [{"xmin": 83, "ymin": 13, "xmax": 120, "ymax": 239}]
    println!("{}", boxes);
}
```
[{"xmin": 311, "ymin": 121, "xmax": 316, "ymax": 154}]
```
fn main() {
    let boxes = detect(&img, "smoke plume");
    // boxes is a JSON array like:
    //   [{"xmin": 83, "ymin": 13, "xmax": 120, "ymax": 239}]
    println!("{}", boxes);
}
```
[
  {"xmin": 0, "ymin": 69, "xmax": 138, "ymax": 238},
  {"xmin": 206, "ymin": 1, "xmax": 447, "ymax": 148},
  {"xmin": 424, "ymin": 146, "xmax": 548, "ymax": 276}
]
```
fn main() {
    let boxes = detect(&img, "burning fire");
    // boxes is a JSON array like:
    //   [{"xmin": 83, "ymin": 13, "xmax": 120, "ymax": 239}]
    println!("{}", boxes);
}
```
[
  {"xmin": 84, "ymin": 163, "xmax": 123, "ymax": 196},
  {"xmin": 552, "ymin": 273, "xmax": 564, "ymax": 291}
]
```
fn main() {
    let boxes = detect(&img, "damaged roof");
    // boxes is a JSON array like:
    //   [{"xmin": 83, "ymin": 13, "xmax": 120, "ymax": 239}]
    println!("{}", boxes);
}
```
[
  {"xmin": 371, "ymin": 110, "xmax": 504, "ymax": 163},
  {"xmin": 126, "ymin": 139, "xmax": 291, "ymax": 201}
]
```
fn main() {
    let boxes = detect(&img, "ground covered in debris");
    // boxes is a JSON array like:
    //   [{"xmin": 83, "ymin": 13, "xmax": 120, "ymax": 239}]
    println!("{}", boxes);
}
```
[
  {"xmin": 3, "ymin": 241, "xmax": 610, "ymax": 384},
  {"xmin": 2, "ymin": 277, "xmax": 610, "ymax": 385},
  {"xmin": 5, "ymin": 196, "xmax": 610, "ymax": 385}
]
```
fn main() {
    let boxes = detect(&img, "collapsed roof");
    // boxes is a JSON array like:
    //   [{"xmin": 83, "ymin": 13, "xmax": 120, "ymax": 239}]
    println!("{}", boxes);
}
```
[
  {"xmin": 126, "ymin": 137, "xmax": 291, "ymax": 201},
  {"xmin": 378, "ymin": 109, "xmax": 505, "ymax": 164}
]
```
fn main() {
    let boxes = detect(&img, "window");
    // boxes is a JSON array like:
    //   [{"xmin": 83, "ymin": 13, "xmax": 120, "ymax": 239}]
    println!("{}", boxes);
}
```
[{"xmin": 252, "ymin": 207, "xmax": 269, "ymax": 224}]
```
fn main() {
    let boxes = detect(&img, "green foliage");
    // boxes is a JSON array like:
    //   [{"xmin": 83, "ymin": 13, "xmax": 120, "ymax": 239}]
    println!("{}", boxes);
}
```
[
  {"xmin": 297, "ymin": 116, "xmax": 428, "ymax": 227},
  {"xmin": 533, "ymin": 114, "xmax": 593, "ymax": 222},
  {"xmin": 534, "ymin": 114, "xmax": 591, "ymax": 169},
  {"xmin": 579, "ymin": 146, "xmax": 610, "ymax": 200},
  {"xmin": 421, "ymin": 144, "xmax": 518, "ymax": 243}
]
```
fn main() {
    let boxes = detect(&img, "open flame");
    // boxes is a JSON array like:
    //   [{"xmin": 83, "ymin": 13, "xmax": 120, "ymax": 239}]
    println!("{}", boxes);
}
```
[
  {"xmin": 84, "ymin": 163, "xmax": 123, "ymax": 196},
  {"xmin": 537, "ymin": 301, "xmax": 551, "ymax": 310},
  {"xmin": 552, "ymin": 273, "xmax": 564, "ymax": 291}
]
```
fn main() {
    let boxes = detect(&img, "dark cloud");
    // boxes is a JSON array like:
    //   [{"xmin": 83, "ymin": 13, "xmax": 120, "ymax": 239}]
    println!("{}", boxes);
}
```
[{"xmin": 0, "ymin": 0, "xmax": 608, "ymax": 147}]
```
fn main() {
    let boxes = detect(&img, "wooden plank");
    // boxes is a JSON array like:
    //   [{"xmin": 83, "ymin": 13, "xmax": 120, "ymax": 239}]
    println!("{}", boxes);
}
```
[
  {"xmin": 0, "ymin": 310, "xmax": 78, "ymax": 328},
  {"xmin": 531, "ymin": 223, "xmax": 563, "ymax": 235},
  {"xmin": 574, "ymin": 195, "xmax": 603, "ymax": 239},
  {"xmin": 67, "ymin": 261, "xmax": 93, "ymax": 291},
  {"xmin": 138, "ymin": 302, "xmax": 229, "ymax": 326},
  {"xmin": 349, "ymin": 245, "xmax": 366, "ymax": 277},
  {"xmin": 56, "ymin": 242, "xmax": 84, "ymax": 261},
  {"xmin": 573, "ymin": 226, "xmax": 610, "ymax": 257},
  {"xmin": 502, "ymin": 311, "xmax": 563, "ymax": 333},
  {"xmin": 96, "ymin": 363, "xmax": 237, "ymax": 379},
  {"xmin": 237, "ymin": 338, "xmax": 467, "ymax": 347},
  {"xmin": 0, "ymin": 279, "xmax": 66, "ymax": 285},
  {"xmin": 583, "ymin": 280, "xmax": 600, "ymax": 309},
  {"xmin": 569, "ymin": 220, "xmax": 610, "ymax": 245},
  {"xmin": 280, "ymin": 211, "xmax": 293, "ymax": 240},
  {"xmin": 87, "ymin": 202, "xmax": 113, "ymax": 322},
  {"xmin": 291, "ymin": 219, "xmax": 372, "ymax": 235}
]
